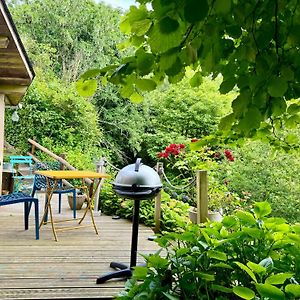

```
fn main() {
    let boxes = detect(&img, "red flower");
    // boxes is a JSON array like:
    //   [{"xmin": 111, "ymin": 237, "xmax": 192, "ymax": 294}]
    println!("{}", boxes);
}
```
[
  {"xmin": 191, "ymin": 138, "xmax": 199, "ymax": 142},
  {"xmin": 228, "ymin": 155, "xmax": 234, "ymax": 161},
  {"xmin": 179, "ymin": 144, "xmax": 185, "ymax": 149},
  {"xmin": 162, "ymin": 152, "xmax": 169, "ymax": 158},
  {"xmin": 172, "ymin": 149, "xmax": 180, "ymax": 156},
  {"xmin": 224, "ymin": 149, "xmax": 234, "ymax": 161}
]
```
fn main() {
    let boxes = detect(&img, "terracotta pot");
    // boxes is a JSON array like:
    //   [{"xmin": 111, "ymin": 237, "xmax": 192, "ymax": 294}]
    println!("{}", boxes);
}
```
[{"xmin": 67, "ymin": 194, "xmax": 86, "ymax": 210}]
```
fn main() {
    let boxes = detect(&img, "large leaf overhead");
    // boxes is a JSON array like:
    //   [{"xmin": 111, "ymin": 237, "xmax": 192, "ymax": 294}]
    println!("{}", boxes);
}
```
[{"xmin": 78, "ymin": 0, "xmax": 300, "ymax": 145}]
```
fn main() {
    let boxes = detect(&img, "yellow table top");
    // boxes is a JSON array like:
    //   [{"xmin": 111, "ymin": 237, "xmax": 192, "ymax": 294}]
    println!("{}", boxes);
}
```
[{"xmin": 35, "ymin": 170, "xmax": 110, "ymax": 180}]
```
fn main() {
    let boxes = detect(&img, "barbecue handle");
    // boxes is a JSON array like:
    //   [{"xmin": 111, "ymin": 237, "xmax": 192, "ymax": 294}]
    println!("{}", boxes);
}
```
[{"xmin": 135, "ymin": 158, "xmax": 142, "ymax": 172}]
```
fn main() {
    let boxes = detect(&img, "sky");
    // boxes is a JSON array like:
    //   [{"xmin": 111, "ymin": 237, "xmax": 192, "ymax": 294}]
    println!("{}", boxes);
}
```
[{"xmin": 99, "ymin": 0, "xmax": 137, "ymax": 10}]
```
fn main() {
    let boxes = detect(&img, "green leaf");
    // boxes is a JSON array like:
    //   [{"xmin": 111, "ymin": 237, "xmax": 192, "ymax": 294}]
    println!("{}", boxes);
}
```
[
  {"xmin": 285, "ymin": 133, "xmax": 299, "ymax": 144},
  {"xmin": 80, "ymin": 68, "xmax": 102, "ymax": 80},
  {"xmin": 233, "ymin": 286, "xmax": 255, "ymax": 299},
  {"xmin": 281, "ymin": 66, "xmax": 294, "ymax": 81},
  {"xmin": 130, "ymin": 92, "xmax": 143, "ymax": 104},
  {"xmin": 76, "ymin": 79, "xmax": 97, "ymax": 97},
  {"xmin": 120, "ymin": 84, "xmax": 135, "ymax": 98},
  {"xmin": 131, "ymin": 18, "xmax": 152, "ymax": 36},
  {"xmin": 235, "ymin": 211, "xmax": 256, "ymax": 225},
  {"xmin": 222, "ymin": 215, "xmax": 237, "ymax": 228},
  {"xmin": 231, "ymin": 92, "xmax": 251, "ymax": 117},
  {"xmin": 136, "ymin": 50, "xmax": 155, "ymax": 76},
  {"xmin": 163, "ymin": 292, "xmax": 180, "ymax": 300},
  {"xmin": 207, "ymin": 250, "xmax": 227, "ymax": 261},
  {"xmin": 238, "ymin": 107, "xmax": 262, "ymax": 133},
  {"xmin": 184, "ymin": 0, "xmax": 209, "ymax": 23},
  {"xmin": 215, "ymin": 0, "xmax": 231, "ymax": 14},
  {"xmin": 135, "ymin": 79, "xmax": 157, "ymax": 91},
  {"xmin": 234, "ymin": 262, "xmax": 258, "ymax": 283},
  {"xmin": 220, "ymin": 77, "xmax": 236, "ymax": 94},
  {"xmin": 255, "ymin": 283, "xmax": 285, "ymax": 300},
  {"xmin": 211, "ymin": 262, "xmax": 233, "ymax": 269},
  {"xmin": 148, "ymin": 21, "xmax": 183, "ymax": 53},
  {"xmin": 285, "ymin": 284, "xmax": 300, "ymax": 298},
  {"xmin": 211, "ymin": 284, "xmax": 232, "ymax": 293},
  {"xmin": 287, "ymin": 103, "xmax": 300, "ymax": 114},
  {"xmin": 243, "ymin": 228, "xmax": 262, "ymax": 238},
  {"xmin": 270, "ymin": 98, "xmax": 287, "ymax": 116},
  {"xmin": 265, "ymin": 273, "xmax": 294, "ymax": 285},
  {"xmin": 159, "ymin": 16, "xmax": 179, "ymax": 34},
  {"xmin": 268, "ymin": 77, "xmax": 288, "ymax": 97},
  {"xmin": 285, "ymin": 114, "xmax": 300, "ymax": 128},
  {"xmin": 147, "ymin": 255, "xmax": 169, "ymax": 269},
  {"xmin": 218, "ymin": 113, "xmax": 235, "ymax": 131},
  {"xmin": 196, "ymin": 272, "xmax": 215, "ymax": 281},
  {"xmin": 254, "ymin": 201, "xmax": 272, "ymax": 218},
  {"xmin": 247, "ymin": 261, "xmax": 266, "ymax": 275},
  {"xmin": 132, "ymin": 266, "xmax": 148, "ymax": 279},
  {"xmin": 189, "ymin": 72, "xmax": 203, "ymax": 87}
]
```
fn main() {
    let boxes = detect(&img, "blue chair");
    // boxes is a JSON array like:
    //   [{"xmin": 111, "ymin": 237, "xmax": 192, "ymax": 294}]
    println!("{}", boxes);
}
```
[
  {"xmin": 0, "ymin": 192, "xmax": 39, "ymax": 239},
  {"xmin": 31, "ymin": 162, "xmax": 77, "ymax": 219},
  {"xmin": 9, "ymin": 155, "xmax": 35, "ymax": 194}
]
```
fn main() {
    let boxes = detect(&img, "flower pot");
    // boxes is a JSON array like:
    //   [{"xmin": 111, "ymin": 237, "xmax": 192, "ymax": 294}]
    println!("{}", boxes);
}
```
[
  {"xmin": 189, "ymin": 207, "xmax": 223, "ymax": 223},
  {"xmin": 189, "ymin": 207, "xmax": 197, "ymax": 224},
  {"xmin": 208, "ymin": 210, "xmax": 223, "ymax": 222},
  {"xmin": 68, "ymin": 193, "xmax": 86, "ymax": 210}
]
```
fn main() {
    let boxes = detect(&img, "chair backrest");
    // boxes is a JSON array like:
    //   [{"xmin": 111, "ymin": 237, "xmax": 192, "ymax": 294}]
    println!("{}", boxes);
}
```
[
  {"xmin": 33, "ymin": 161, "xmax": 61, "ymax": 190},
  {"xmin": 9, "ymin": 155, "xmax": 33, "ymax": 175}
]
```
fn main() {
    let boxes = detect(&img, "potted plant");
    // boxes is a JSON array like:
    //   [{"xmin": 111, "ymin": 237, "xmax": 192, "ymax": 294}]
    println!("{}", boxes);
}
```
[{"xmin": 68, "ymin": 190, "xmax": 87, "ymax": 210}]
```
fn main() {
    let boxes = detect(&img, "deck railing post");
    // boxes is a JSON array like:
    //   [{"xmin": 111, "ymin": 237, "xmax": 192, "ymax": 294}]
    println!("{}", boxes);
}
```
[
  {"xmin": 0, "ymin": 94, "xmax": 5, "ymax": 195},
  {"xmin": 154, "ymin": 162, "xmax": 163, "ymax": 233},
  {"xmin": 196, "ymin": 170, "xmax": 208, "ymax": 223},
  {"xmin": 59, "ymin": 153, "xmax": 66, "ymax": 170},
  {"xmin": 94, "ymin": 157, "xmax": 106, "ymax": 212}
]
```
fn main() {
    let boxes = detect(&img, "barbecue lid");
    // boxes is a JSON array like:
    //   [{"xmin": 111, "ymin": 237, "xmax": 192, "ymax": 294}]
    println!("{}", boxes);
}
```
[{"xmin": 113, "ymin": 158, "xmax": 162, "ymax": 188}]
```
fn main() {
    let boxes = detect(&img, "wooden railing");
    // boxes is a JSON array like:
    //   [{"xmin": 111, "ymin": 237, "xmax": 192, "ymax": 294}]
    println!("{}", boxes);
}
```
[
  {"xmin": 27, "ymin": 139, "xmax": 107, "ymax": 211},
  {"xmin": 27, "ymin": 138, "xmax": 93, "ymax": 186}
]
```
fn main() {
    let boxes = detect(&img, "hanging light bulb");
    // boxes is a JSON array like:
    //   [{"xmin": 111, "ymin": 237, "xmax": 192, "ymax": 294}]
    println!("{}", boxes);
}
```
[{"xmin": 11, "ymin": 110, "xmax": 19, "ymax": 122}]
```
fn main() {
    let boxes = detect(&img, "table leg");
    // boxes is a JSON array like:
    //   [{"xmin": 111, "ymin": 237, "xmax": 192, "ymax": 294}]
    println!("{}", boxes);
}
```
[
  {"xmin": 39, "ymin": 179, "xmax": 59, "ymax": 241},
  {"xmin": 78, "ymin": 179, "xmax": 99, "ymax": 235}
]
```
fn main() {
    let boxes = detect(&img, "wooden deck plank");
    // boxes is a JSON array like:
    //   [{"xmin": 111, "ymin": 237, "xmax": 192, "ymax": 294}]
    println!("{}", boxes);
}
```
[{"xmin": 0, "ymin": 192, "xmax": 160, "ymax": 299}]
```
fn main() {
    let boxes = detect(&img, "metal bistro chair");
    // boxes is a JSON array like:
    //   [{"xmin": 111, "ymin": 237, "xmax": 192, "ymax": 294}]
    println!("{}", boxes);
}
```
[
  {"xmin": 31, "ymin": 162, "xmax": 77, "ymax": 219},
  {"xmin": 9, "ymin": 155, "xmax": 35, "ymax": 194},
  {"xmin": 0, "ymin": 192, "xmax": 39, "ymax": 239}
]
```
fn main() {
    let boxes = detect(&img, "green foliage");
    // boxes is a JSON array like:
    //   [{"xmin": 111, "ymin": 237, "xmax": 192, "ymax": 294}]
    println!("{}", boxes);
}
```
[
  {"xmin": 9, "ymin": 0, "xmax": 125, "ymax": 80},
  {"xmin": 81, "ymin": 0, "xmax": 300, "ymax": 145},
  {"xmin": 139, "ymin": 77, "xmax": 233, "ymax": 163},
  {"xmin": 5, "ymin": 77, "xmax": 104, "ymax": 169},
  {"xmin": 100, "ymin": 183, "xmax": 190, "ymax": 232},
  {"xmin": 117, "ymin": 202, "xmax": 300, "ymax": 299},
  {"xmin": 217, "ymin": 140, "xmax": 300, "ymax": 222},
  {"xmin": 6, "ymin": 0, "xmax": 126, "ymax": 168}
]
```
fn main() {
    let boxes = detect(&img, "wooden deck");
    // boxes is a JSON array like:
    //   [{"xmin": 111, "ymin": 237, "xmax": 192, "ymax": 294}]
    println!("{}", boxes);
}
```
[{"xmin": 0, "ymin": 193, "xmax": 160, "ymax": 299}]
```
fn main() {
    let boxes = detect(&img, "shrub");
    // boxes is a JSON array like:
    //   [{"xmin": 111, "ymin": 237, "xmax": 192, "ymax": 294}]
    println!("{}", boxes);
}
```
[
  {"xmin": 100, "ymin": 183, "xmax": 190, "ymax": 232},
  {"xmin": 218, "ymin": 140, "xmax": 300, "ymax": 223},
  {"xmin": 117, "ymin": 202, "xmax": 300, "ymax": 300}
]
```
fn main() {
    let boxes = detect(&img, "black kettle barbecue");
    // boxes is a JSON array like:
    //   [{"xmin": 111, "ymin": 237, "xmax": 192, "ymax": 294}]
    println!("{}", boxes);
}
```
[{"xmin": 96, "ymin": 158, "xmax": 162, "ymax": 284}]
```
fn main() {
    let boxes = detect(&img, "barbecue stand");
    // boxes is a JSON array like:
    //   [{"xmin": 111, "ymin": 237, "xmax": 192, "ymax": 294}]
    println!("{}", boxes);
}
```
[{"xmin": 96, "ymin": 158, "xmax": 162, "ymax": 284}]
